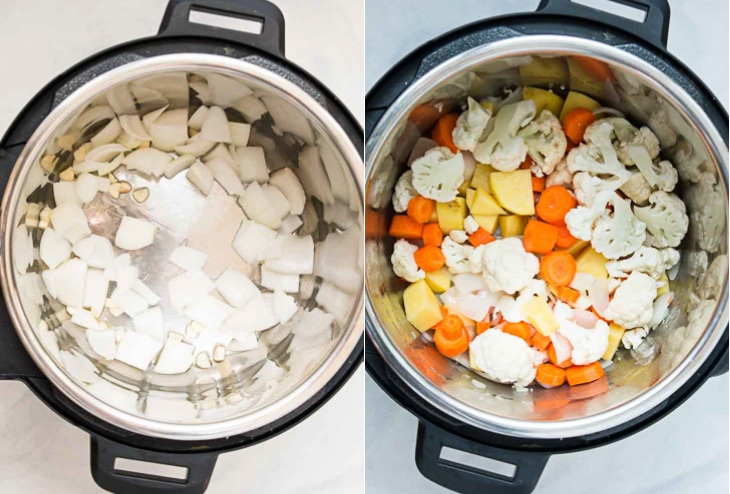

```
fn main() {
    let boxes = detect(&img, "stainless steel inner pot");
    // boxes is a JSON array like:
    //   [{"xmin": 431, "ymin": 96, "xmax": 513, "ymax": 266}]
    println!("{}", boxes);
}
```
[
  {"xmin": 365, "ymin": 36, "xmax": 728, "ymax": 439},
  {"xmin": 0, "ymin": 54, "xmax": 364, "ymax": 440}
]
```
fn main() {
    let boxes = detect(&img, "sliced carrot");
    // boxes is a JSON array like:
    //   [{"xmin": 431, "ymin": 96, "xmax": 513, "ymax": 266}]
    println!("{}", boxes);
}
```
[
  {"xmin": 523, "ymin": 219, "xmax": 559, "ymax": 255},
  {"xmin": 565, "ymin": 362, "xmax": 605, "ymax": 386},
  {"xmin": 389, "ymin": 215, "xmax": 423, "ymax": 240},
  {"xmin": 556, "ymin": 285, "xmax": 580, "ymax": 304},
  {"xmin": 547, "ymin": 344, "xmax": 573, "ymax": 369},
  {"xmin": 422, "ymin": 222, "xmax": 444, "ymax": 247},
  {"xmin": 535, "ymin": 363, "xmax": 567, "ymax": 388},
  {"xmin": 434, "ymin": 317, "xmax": 469, "ymax": 358},
  {"xmin": 409, "ymin": 101, "xmax": 444, "ymax": 132},
  {"xmin": 434, "ymin": 314, "xmax": 464, "ymax": 339},
  {"xmin": 563, "ymin": 107, "xmax": 596, "ymax": 144},
  {"xmin": 414, "ymin": 245, "xmax": 446, "ymax": 272},
  {"xmin": 468, "ymin": 227, "xmax": 495, "ymax": 247},
  {"xmin": 540, "ymin": 251, "xmax": 577, "ymax": 287},
  {"xmin": 407, "ymin": 196, "xmax": 436, "ymax": 224},
  {"xmin": 530, "ymin": 332, "xmax": 552, "ymax": 351},
  {"xmin": 519, "ymin": 155, "xmax": 533, "ymax": 170},
  {"xmin": 502, "ymin": 322, "xmax": 532, "ymax": 342},
  {"xmin": 532, "ymin": 175, "xmax": 546, "ymax": 193},
  {"xmin": 555, "ymin": 225, "xmax": 578, "ymax": 249},
  {"xmin": 476, "ymin": 319, "xmax": 491, "ymax": 335},
  {"xmin": 440, "ymin": 306, "xmax": 449, "ymax": 318},
  {"xmin": 536, "ymin": 186, "xmax": 577, "ymax": 225},
  {"xmin": 573, "ymin": 56, "xmax": 616, "ymax": 82},
  {"xmin": 431, "ymin": 113, "xmax": 460, "ymax": 153}
]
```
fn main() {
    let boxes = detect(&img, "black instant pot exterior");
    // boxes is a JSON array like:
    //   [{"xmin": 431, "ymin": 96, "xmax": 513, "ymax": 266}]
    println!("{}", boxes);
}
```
[
  {"xmin": 365, "ymin": 1, "xmax": 728, "ymax": 493},
  {"xmin": 0, "ymin": 1, "xmax": 363, "ymax": 493}
]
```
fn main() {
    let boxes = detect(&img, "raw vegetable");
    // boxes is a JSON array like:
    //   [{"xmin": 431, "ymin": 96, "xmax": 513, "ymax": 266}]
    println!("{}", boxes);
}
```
[
  {"xmin": 539, "ymin": 251, "xmax": 577, "ymax": 287},
  {"xmin": 207, "ymin": 158, "xmax": 243, "ymax": 196},
  {"xmin": 232, "ymin": 219, "xmax": 277, "ymax": 264},
  {"xmin": 407, "ymin": 196, "xmax": 436, "ymax": 224},
  {"xmin": 269, "ymin": 168, "xmax": 306, "ymax": 215},
  {"xmin": 433, "ymin": 316, "xmax": 469, "ymax": 357},
  {"xmin": 167, "ymin": 269, "xmax": 215, "ymax": 309},
  {"xmin": 575, "ymin": 246, "xmax": 608, "ymax": 279},
  {"xmin": 602, "ymin": 322, "xmax": 626, "ymax": 361},
  {"xmin": 467, "ymin": 188, "xmax": 505, "ymax": 216},
  {"xmin": 115, "ymin": 216, "xmax": 157, "ymax": 250},
  {"xmin": 555, "ymin": 225, "xmax": 577, "ymax": 249},
  {"xmin": 200, "ymin": 106, "xmax": 231, "ymax": 143},
  {"xmin": 298, "ymin": 145, "xmax": 334, "ymax": 204},
  {"xmin": 238, "ymin": 181, "xmax": 283, "ymax": 229},
  {"xmin": 403, "ymin": 280, "xmax": 443, "ymax": 331},
  {"xmin": 522, "ymin": 87, "xmax": 565, "ymax": 116},
  {"xmin": 452, "ymin": 98, "xmax": 491, "ymax": 152},
  {"xmin": 480, "ymin": 238, "xmax": 540, "ymax": 294},
  {"xmin": 40, "ymin": 229, "xmax": 71, "ymax": 270},
  {"xmin": 565, "ymin": 361, "xmax": 604, "ymax": 386},
  {"xmin": 186, "ymin": 160, "xmax": 214, "ymax": 195},
  {"xmin": 414, "ymin": 245, "xmax": 446, "ymax": 272},
  {"xmin": 523, "ymin": 220, "xmax": 559, "ymax": 255},
  {"xmin": 535, "ymin": 363, "xmax": 566, "ymax": 388},
  {"xmin": 436, "ymin": 198, "xmax": 467, "ymax": 234},
  {"xmin": 422, "ymin": 223, "xmax": 443, "ymax": 247},
  {"xmin": 411, "ymin": 147, "xmax": 465, "ymax": 202},
  {"xmin": 532, "ymin": 175, "xmax": 546, "ymax": 193},
  {"xmin": 517, "ymin": 110, "xmax": 568, "ymax": 177},
  {"xmin": 424, "ymin": 268, "xmax": 451, "ymax": 293},
  {"xmin": 521, "ymin": 297, "xmax": 559, "ymax": 336},
  {"xmin": 264, "ymin": 235, "xmax": 314, "ymax": 274},
  {"xmin": 469, "ymin": 164, "xmax": 493, "ymax": 191},
  {"xmin": 499, "ymin": 215, "xmax": 528, "ymax": 237},
  {"xmin": 474, "ymin": 100, "xmax": 536, "ymax": 172},
  {"xmin": 473, "ymin": 215, "xmax": 499, "ymax": 234},
  {"xmin": 562, "ymin": 108, "xmax": 596, "ymax": 143},
  {"xmin": 261, "ymin": 266, "xmax": 300, "ymax": 293},
  {"xmin": 467, "ymin": 228, "xmax": 494, "ymax": 247},
  {"xmin": 502, "ymin": 321, "xmax": 532, "ymax": 342},
  {"xmin": 389, "ymin": 215, "xmax": 424, "ymax": 240},
  {"xmin": 430, "ymin": 113, "xmax": 460, "ymax": 153},
  {"xmin": 535, "ymin": 185, "xmax": 576, "ymax": 225},
  {"xmin": 170, "ymin": 245, "xmax": 207, "ymax": 271},
  {"xmin": 530, "ymin": 332, "xmax": 552, "ymax": 351},
  {"xmin": 489, "ymin": 169, "xmax": 535, "ymax": 215},
  {"xmin": 235, "ymin": 146, "xmax": 269, "ymax": 183},
  {"xmin": 215, "ymin": 269, "xmax": 259, "ymax": 308}
]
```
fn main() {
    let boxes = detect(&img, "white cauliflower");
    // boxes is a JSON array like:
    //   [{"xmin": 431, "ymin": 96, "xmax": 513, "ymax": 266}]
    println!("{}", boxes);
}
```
[
  {"xmin": 449, "ymin": 230, "xmax": 468, "ymax": 244},
  {"xmin": 572, "ymin": 172, "xmax": 627, "ymax": 206},
  {"xmin": 469, "ymin": 330, "xmax": 537, "ymax": 388},
  {"xmin": 565, "ymin": 190, "xmax": 615, "ymax": 241},
  {"xmin": 622, "ymin": 327, "xmax": 649, "ymax": 350},
  {"xmin": 591, "ymin": 193, "xmax": 647, "ymax": 259},
  {"xmin": 391, "ymin": 239, "xmax": 424, "ymax": 282},
  {"xmin": 606, "ymin": 246, "xmax": 679, "ymax": 279},
  {"xmin": 498, "ymin": 279, "xmax": 548, "ymax": 322},
  {"xmin": 411, "ymin": 147, "xmax": 465, "ymax": 203},
  {"xmin": 463, "ymin": 215, "xmax": 479, "ymax": 235},
  {"xmin": 558, "ymin": 319, "xmax": 610, "ymax": 365},
  {"xmin": 625, "ymin": 145, "xmax": 677, "ymax": 193},
  {"xmin": 633, "ymin": 191, "xmax": 689, "ymax": 248},
  {"xmin": 582, "ymin": 120, "xmax": 633, "ymax": 174},
  {"xmin": 479, "ymin": 238, "xmax": 539, "ymax": 294},
  {"xmin": 545, "ymin": 157, "xmax": 573, "ymax": 189},
  {"xmin": 473, "ymin": 100, "xmax": 536, "ymax": 172},
  {"xmin": 517, "ymin": 110, "xmax": 568, "ymax": 177},
  {"xmin": 684, "ymin": 172, "xmax": 725, "ymax": 253},
  {"xmin": 698, "ymin": 254, "xmax": 728, "ymax": 302},
  {"xmin": 647, "ymin": 106, "xmax": 677, "ymax": 149},
  {"xmin": 620, "ymin": 171, "xmax": 652, "ymax": 205},
  {"xmin": 442, "ymin": 237, "xmax": 478, "ymax": 275},
  {"xmin": 604, "ymin": 272, "xmax": 657, "ymax": 329},
  {"xmin": 671, "ymin": 138, "xmax": 715, "ymax": 184},
  {"xmin": 615, "ymin": 125, "xmax": 661, "ymax": 164},
  {"xmin": 452, "ymin": 97, "xmax": 491, "ymax": 152},
  {"xmin": 392, "ymin": 171, "xmax": 417, "ymax": 212}
]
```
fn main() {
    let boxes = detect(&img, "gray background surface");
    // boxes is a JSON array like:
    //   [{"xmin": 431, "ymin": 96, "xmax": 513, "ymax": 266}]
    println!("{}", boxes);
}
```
[
  {"xmin": 365, "ymin": 1, "xmax": 729, "ymax": 493},
  {"xmin": 0, "ymin": 1, "xmax": 364, "ymax": 493}
]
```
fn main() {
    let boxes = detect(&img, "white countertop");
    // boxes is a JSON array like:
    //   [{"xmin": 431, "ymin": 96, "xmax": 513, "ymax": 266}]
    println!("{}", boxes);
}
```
[
  {"xmin": 0, "ymin": 1, "xmax": 364, "ymax": 493},
  {"xmin": 365, "ymin": 1, "xmax": 729, "ymax": 493}
]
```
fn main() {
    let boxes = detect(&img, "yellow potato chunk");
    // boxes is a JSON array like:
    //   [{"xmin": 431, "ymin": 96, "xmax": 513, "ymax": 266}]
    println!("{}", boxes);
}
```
[
  {"xmin": 469, "ymin": 187, "xmax": 506, "ymax": 216},
  {"xmin": 489, "ymin": 170, "xmax": 535, "ymax": 216},
  {"xmin": 576, "ymin": 246, "xmax": 609, "ymax": 279},
  {"xmin": 519, "ymin": 57, "xmax": 569, "ymax": 88},
  {"xmin": 473, "ymin": 215, "xmax": 499, "ymax": 234},
  {"xmin": 602, "ymin": 323, "xmax": 626, "ymax": 361},
  {"xmin": 404, "ymin": 280, "xmax": 443, "ymax": 332},
  {"xmin": 521, "ymin": 297, "xmax": 559, "ymax": 336},
  {"xmin": 523, "ymin": 87, "xmax": 565, "ymax": 117},
  {"xmin": 499, "ymin": 215, "xmax": 528, "ymax": 237},
  {"xmin": 437, "ymin": 197, "xmax": 467, "ymax": 234},
  {"xmin": 566, "ymin": 57, "xmax": 605, "ymax": 100},
  {"xmin": 559, "ymin": 91, "xmax": 601, "ymax": 122},
  {"xmin": 470, "ymin": 164, "xmax": 494, "ymax": 192},
  {"xmin": 425, "ymin": 268, "xmax": 451, "ymax": 293},
  {"xmin": 564, "ymin": 239, "xmax": 590, "ymax": 257}
]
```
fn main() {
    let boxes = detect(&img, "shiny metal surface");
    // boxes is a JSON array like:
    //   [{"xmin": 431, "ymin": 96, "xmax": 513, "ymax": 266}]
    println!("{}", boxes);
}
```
[
  {"xmin": 1, "ymin": 54, "xmax": 364, "ymax": 440},
  {"xmin": 365, "ymin": 36, "xmax": 728, "ymax": 438}
]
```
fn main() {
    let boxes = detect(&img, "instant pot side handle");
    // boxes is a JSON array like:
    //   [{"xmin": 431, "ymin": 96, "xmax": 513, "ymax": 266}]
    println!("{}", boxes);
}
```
[
  {"xmin": 157, "ymin": 0, "xmax": 286, "ymax": 58},
  {"xmin": 415, "ymin": 421, "xmax": 549, "ymax": 494}
]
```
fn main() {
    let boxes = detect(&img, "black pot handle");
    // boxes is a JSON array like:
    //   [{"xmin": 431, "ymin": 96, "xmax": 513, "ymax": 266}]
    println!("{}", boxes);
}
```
[
  {"xmin": 158, "ymin": 0, "xmax": 285, "ymax": 58},
  {"xmin": 415, "ymin": 421, "xmax": 549, "ymax": 494},
  {"xmin": 536, "ymin": 0, "xmax": 671, "ymax": 50},
  {"xmin": 90, "ymin": 436, "xmax": 219, "ymax": 494}
]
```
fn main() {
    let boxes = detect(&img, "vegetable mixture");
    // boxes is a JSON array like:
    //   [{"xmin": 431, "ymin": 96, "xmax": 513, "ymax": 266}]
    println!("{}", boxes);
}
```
[{"xmin": 390, "ymin": 75, "xmax": 688, "ymax": 390}]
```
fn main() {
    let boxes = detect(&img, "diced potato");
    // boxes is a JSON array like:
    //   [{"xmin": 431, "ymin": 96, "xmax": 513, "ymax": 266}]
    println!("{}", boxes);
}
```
[
  {"xmin": 523, "ymin": 87, "xmax": 565, "ymax": 117},
  {"xmin": 469, "ymin": 187, "xmax": 505, "ymax": 216},
  {"xmin": 521, "ymin": 297, "xmax": 559, "ymax": 336},
  {"xmin": 576, "ymin": 246, "xmax": 608, "ymax": 279},
  {"xmin": 466, "ymin": 188, "xmax": 476, "ymax": 208},
  {"xmin": 657, "ymin": 272, "xmax": 670, "ymax": 296},
  {"xmin": 564, "ymin": 239, "xmax": 590, "ymax": 257},
  {"xmin": 457, "ymin": 180, "xmax": 470, "ymax": 196},
  {"xmin": 473, "ymin": 215, "xmax": 499, "ymax": 234},
  {"xmin": 499, "ymin": 215, "xmax": 528, "ymax": 237},
  {"xmin": 404, "ymin": 280, "xmax": 443, "ymax": 331},
  {"xmin": 566, "ymin": 57, "xmax": 605, "ymax": 100},
  {"xmin": 437, "ymin": 197, "xmax": 467, "ymax": 234},
  {"xmin": 519, "ymin": 57, "xmax": 569, "ymax": 88},
  {"xmin": 469, "ymin": 349, "xmax": 483, "ymax": 372},
  {"xmin": 489, "ymin": 170, "xmax": 535, "ymax": 216},
  {"xmin": 559, "ymin": 91, "xmax": 601, "ymax": 121},
  {"xmin": 470, "ymin": 164, "xmax": 494, "ymax": 192},
  {"xmin": 425, "ymin": 268, "xmax": 451, "ymax": 293},
  {"xmin": 602, "ymin": 323, "xmax": 626, "ymax": 361},
  {"xmin": 428, "ymin": 207, "xmax": 438, "ymax": 223}
]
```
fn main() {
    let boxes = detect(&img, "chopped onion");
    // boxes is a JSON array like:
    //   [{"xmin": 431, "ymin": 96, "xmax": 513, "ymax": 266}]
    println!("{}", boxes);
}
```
[
  {"xmin": 229, "ymin": 122, "xmax": 251, "ymax": 147},
  {"xmin": 667, "ymin": 262, "xmax": 680, "ymax": 281},
  {"xmin": 83, "ymin": 268, "xmax": 109, "ymax": 316},
  {"xmin": 570, "ymin": 272, "xmax": 596, "ymax": 291},
  {"xmin": 86, "ymin": 143, "xmax": 127, "ymax": 162},
  {"xmin": 96, "ymin": 153, "xmax": 125, "ymax": 176},
  {"xmin": 133, "ymin": 306, "xmax": 166, "ymax": 341},
  {"xmin": 279, "ymin": 214, "xmax": 303, "ymax": 234},
  {"xmin": 86, "ymin": 329, "xmax": 117, "ymax": 360},
  {"xmin": 154, "ymin": 339, "xmax": 194, "ymax": 374},
  {"xmin": 262, "ymin": 184, "xmax": 290, "ymax": 219},
  {"xmin": 231, "ymin": 219, "xmax": 278, "ymax": 264},
  {"xmin": 73, "ymin": 105, "xmax": 114, "ymax": 130},
  {"xmin": 261, "ymin": 266, "xmax": 299, "ymax": 293},
  {"xmin": 116, "ymin": 331, "xmax": 163, "ymax": 371},
  {"xmin": 188, "ymin": 105, "xmax": 208, "ymax": 130},
  {"xmin": 170, "ymin": 245, "xmax": 208, "ymax": 271},
  {"xmin": 588, "ymin": 278, "xmax": 610, "ymax": 317},
  {"xmin": 200, "ymin": 106, "xmax": 231, "ymax": 143},
  {"xmin": 132, "ymin": 279, "xmax": 160, "ymax": 306},
  {"xmin": 122, "ymin": 148, "xmax": 171, "ymax": 175},
  {"xmin": 106, "ymin": 83, "xmax": 136, "ymax": 115},
  {"xmin": 207, "ymin": 73, "xmax": 253, "ymax": 108},
  {"xmin": 550, "ymin": 331, "xmax": 573, "ymax": 365},
  {"xmin": 150, "ymin": 121, "xmax": 188, "ymax": 152},
  {"xmin": 315, "ymin": 281, "xmax": 353, "ymax": 324},
  {"xmin": 456, "ymin": 293, "xmax": 490, "ymax": 322},
  {"xmin": 233, "ymin": 95, "xmax": 267, "ymax": 122},
  {"xmin": 119, "ymin": 114, "xmax": 152, "ymax": 141},
  {"xmin": 222, "ymin": 293, "xmax": 277, "ymax": 333},
  {"xmin": 215, "ymin": 268, "xmax": 259, "ymax": 308},
  {"xmin": 189, "ymin": 81, "xmax": 211, "ymax": 105},
  {"xmin": 167, "ymin": 269, "xmax": 215, "ymax": 309},
  {"xmin": 238, "ymin": 181, "xmax": 282, "ymax": 229},
  {"xmin": 115, "ymin": 216, "xmax": 157, "ymax": 250},
  {"xmin": 207, "ymin": 158, "xmax": 243, "ymax": 196},
  {"xmin": 313, "ymin": 226, "xmax": 360, "ymax": 293},
  {"xmin": 264, "ymin": 235, "xmax": 314, "ymax": 275},
  {"xmin": 51, "ymin": 204, "xmax": 91, "ymax": 243},
  {"xmin": 111, "ymin": 287, "xmax": 149, "ymax": 317},
  {"xmin": 142, "ymin": 105, "xmax": 169, "ymax": 132},
  {"xmin": 53, "ymin": 182, "xmax": 81, "ymax": 206},
  {"xmin": 573, "ymin": 309, "xmax": 599, "ymax": 329},
  {"xmin": 317, "ymin": 136, "xmax": 349, "ymax": 204},
  {"xmin": 297, "ymin": 145, "xmax": 334, "ymax": 205},
  {"xmin": 453, "ymin": 273, "xmax": 486, "ymax": 294},
  {"xmin": 593, "ymin": 107, "xmax": 625, "ymax": 118},
  {"xmin": 69, "ymin": 307, "xmax": 101, "ymax": 329},
  {"xmin": 233, "ymin": 146, "xmax": 269, "ymax": 183},
  {"xmin": 261, "ymin": 95, "xmax": 314, "ymax": 143},
  {"xmin": 54, "ymin": 258, "xmax": 88, "ymax": 308},
  {"xmin": 102, "ymin": 253, "xmax": 132, "ymax": 281},
  {"xmin": 184, "ymin": 295, "xmax": 235, "ymax": 330},
  {"xmin": 174, "ymin": 136, "xmax": 216, "ymax": 157},
  {"xmin": 273, "ymin": 290, "xmax": 297, "ymax": 324},
  {"xmin": 91, "ymin": 118, "xmax": 121, "ymax": 147},
  {"xmin": 136, "ymin": 73, "xmax": 189, "ymax": 108},
  {"xmin": 186, "ymin": 160, "xmax": 214, "ymax": 195},
  {"xmin": 269, "ymin": 167, "xmax": 305, "ymax": 215},
  {"xmin": 649, "ymin": 292, "xmax": 673, "ymax": 328},
  {"xmin": 164, "ymin": 154, "xmax": 196, "ymax": 179},
  {"xmin": 75, "ymin": 173, "xmax": 108, "ymax": 204},
  {"xmin": 203, "ymin": 142, "xmax": 236, "ymax": 168},
  {"xmin": 40, "ymin": 228, "xmax": 71, "ymax": 269}
]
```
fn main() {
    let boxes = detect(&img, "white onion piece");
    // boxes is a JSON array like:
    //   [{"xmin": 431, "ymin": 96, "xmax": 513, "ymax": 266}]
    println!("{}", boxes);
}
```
[
  {"xmin": 260, "ymin": 266, "xmax": 299, "ymax": 293},
  {"xmin": 588, "ymin": 278, "xmax": 610, "ymax": 317},
  {"xmin": 53, "ymin": 182, "xmax": 81, "ymax": 206},
  {"xmin": 170, "ymin": 245, "xmax": 208, "ymax": 271},
  {"xmin": 75, "ymin": 173, "xmax": 108, "ymax": 204},
  {"xmin": 317, "ymin": 136, "xmax": 349, "ymax": 204},
  {"xmin": 69, "ymin": 307, "xmax": 101, "ymax": 329},
  {"xmin": 133, "ymin": 307, "xmax": 165, "ymax": 341},
  {"xmin": 119, "ymin": 115, "xmax": 152, "ymax": 141},
  {"xmin": 229, "ymin": 122, "xmax": 251, "ymax": 147},
  {"xmin": 233, "ymin": 95, "xmax": 267, "ymax": 122},
  {"xmin": 103, "ymin": 253, "xmax": 131, "ymax": 281},
  {"xmin": 315, "ymin": 281, "xmax": 353, "ymax": 324},
  {"xmin": 184, "ymin": 295, "xmax": 235, "ymax": 330},
  {"xmin": 261, "ymin": 95, "xmax": 314, "ymax": 143},
  {"xmin": 86, "ymin": 329, "xmax": 116, "ymax": 360},
  {"xmin": 233, "ymin": 146, "xmax": 269, "ymax": 183},
  {"xmin": 73, "ymin": 235, "xmax": 114, "ymax": 269},
  {"xmin": 264, "ymin": 235, "xmax": 314, "ymax": 274},
  {"xmin": 262, "ymin": 184, "xmax": 290, "ymax": 219},
  {"xmin": 51, "ymin": 204, "xmax": 91, "ymax": 243},
  {"xmin": 456, "ymin": 293, "xmax": 490, "ymax": 322},
  {"xmin": 96, "ymin": 153, "xmax": 125, "ymax": 176},
  {"xmin": 649, "ymin": 292, "xmax": 673, "ymax": 328},
  {"xmin": 222, "ymin": 293, "xmax": 277, "ymax": 333},
  {"xmin": 73, "ymin": 160, "xmax": 106, "ymax": 174},
  {"xmin": 150, "ymin": 122, "xmax": 188, "ymax": 152},
  {"xmin": 136, "ymin": 73, "xmax": 188, "ymax": 108},
  {"xmin": 186, "ymin": 160, "xmax": 214, "ymax": 195},
  {"xmin": 495, "ymin": 295, "xmax": 520, "ymax": 323},
  {"xmin": 132, "ymin": 279, "xmax": 160, "ymax": 306},
  {"xmin": 122, "ymin": 148, "xmax": 171, "ymax": 175},
  {"xmin": 83, "ymin": 268, "xmax": 108, "ymax": 316},
  {"xmin": 42, "ymin": 269, "xmax": 58, "ymax": 298},
  {"xmin": 116, "ymin": 332, "xmax": 162, "ymax": 371},
  {"xmin": 238, "ymin": 181, "xmax": 281, "ymax": 229},
  {"xmin": 73, "ymin": 105, "xmax": 114, "ymax": 130},
  {"xmin": 115, "ymin": 216, "xmax": 157, "ymax": 250},
  {"xmin": 227, "ymin": 332, "xmax": 259, "ymax": 353},
  {"xmin": 279, "ymin": 215, "xmax": 303, "ymax": 234},
  {"xmin": 190, "ymin": 81, "xmax": 211, "ymax": 105},
  {"xmin": 313, "ymin": 226, "xmax": 360, "ymax": 293},
  {"xmin": 453, "ymin": 274, "xmax": 486, "ymax": 294},
  {"xmin": 273, "ymin": 290, "xmax": 297, "ymax": 324},
  {"xmin": 207, "ymin": 73, "xmax": 252, "ymax": 108},
  {"xmin": 203, "ymin": 142, "xmax": 236, "ymax": 168},
  {"xmin": 142, "ymin": 105, "xmax": 168, "ymax": 132},
  {"xmin": 323, "ymin": 201, "xmax": 357, "ymax": 229},
  {"xmin": 593, "ymin": 107, "xmax": 625, "ymax": 118},
  {"xmin": 165, "ymin": 154, "xmax": 196, "ymax": 179},
  {"xmin": 269, "ymin": 168, "xmax": 305, "ymax": 215},
  {"xmin": 207, "ymin": 158, "xmax": 243, "ymax": 196},
  {"xmin": 175, "ymin": 137, "xmax": 216, "ymax": 157},
  {"xmin": 215, "ymin": 269, "xmax": 259, "ymax": 308},
  {"xmin": 297, "ymin": 145, "xmax": 335, "ymax": 205},
  {"xmin": 573, "ymin": 309, "xmax": 599, "ymax": 329},
  {"xmin": 91, "ymin": 118, "xmax": 122, "ymax": 147},
  {"xmin": 200, "ymin": 106, "xmax": 231, "ymax": 143},
  {"xmin": 231, "ymin": 219, "xmax": 278, "ymax": 264},
  {"xmin": 86, "ymin": 143, "xmax": 127, "ymax": 163},
  {"xmin": 667, "ymin": 262, "xmax": 679, "ymax": 281},
  {"xmin": 550, "ymin": 332, "xmax": 573, "ymax": 364},
  {"xmin": 167, "ymin": 270, "xmax": 215, "ymax": 309},
  {"xmin": 106, "ymin": 83, "xmax": 136, "ymax": 115},
  {"xmin": 110, "ymin": 287, "xmax": 148, "ymax": 317},
  {"xmin": 570, "ymin": 272, "xmax": 596, "ymax": 291},
  {"xmin": 154, "ymin": 339, "xmax": 194, "ymax": 374},
  {"xmin": 55, "ymin": 258, "xmax": 88, "ymax": 308},
  {"xmin": 188, "ymin": 106, "xmax": 208, "ymax": 130},
  {"xmin": 40, "ymin": 228, "xmax": 71, "ymax": 269},
  {"xmin": 114, "ymin": 266, "xmax": 139, "ymax": 293}
]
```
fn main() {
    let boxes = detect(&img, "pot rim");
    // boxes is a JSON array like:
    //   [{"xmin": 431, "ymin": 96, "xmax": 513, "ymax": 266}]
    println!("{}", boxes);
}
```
[
  {"xmin": 365, "ymin": 34, "xmax": 729, "ymax": 439},
  {"xmin": 0, "ymin": 53, "xmax": 364, "ymax": 441}
]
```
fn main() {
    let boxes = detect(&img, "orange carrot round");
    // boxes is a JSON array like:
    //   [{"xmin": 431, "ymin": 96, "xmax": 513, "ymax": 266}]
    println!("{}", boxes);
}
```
[
  {"xmin": 530, "ymin": 332, "xmax": 552, "ymax": 351},
  {"xmin": 414, "ymin": 245, "xmax": 446, "ymax": 272},
  {"xmin": 532, "ymin": 175, "xmax": 546, "ymax": 193},
  {"xmin": 563, "ymin": 107, "xmax": 596, "ymax": 143},
  {"xmin": 434, "ymin": 316, "xmax": 469, "ymax": 357},
  {"xmin": 519, "ymin": 155, "xmax": 533, "ymax": 170},
  {"xmin": 573, "ymin": 56, "xmax": 616, "ymax": 82},
  {"xmin": 536, "ymin": 186, "xmax": 577, "ymax": 225},
  {"xmin": 476, "ymin": 319, "xmax": 492, "ymax": 335},
  {"xmin": 389, "ymin": 215, "xmax": 423, "ymax": 240},
  {"xmin": 502, "ymin": 322, "xmax": 533, "ymax": 342},
  {"xmin": 565, "ymin": 362, "xmax": 605, "ymax": 386},
  {"xmin": 407, "ymin": 196, "xmax": 435, "ymax": 224},
  {"xmin": 540, "ymin": 251, "xmax": 577, "ymax": 287},
  {"xmin": 523, "ymin": 219, "xmax": 559, "ymax": 255},
  {"xmin": 431, "ymin": 113, "xmax": 460, "ymax": 153},
  {"xmin": 547, "ymin": 344, "xmax": 573, "ymax": 369},
  {"xmin": 468, "ymin": 227, "xmax": 495, "ymax": 247},
  {"xmin": 422, "ymin": 222, "xmax": 444, "ymax": 247},
  {"xmin": 535, "ymin": 363, "xmax": 567, "ymax": 388},
  {"xmin": 555, "ymin": 225, "xmax": 578, "ymax": 249},
  {"xmin": 556, "ymin": 285, "xmax": 580, "ymax": 304}
]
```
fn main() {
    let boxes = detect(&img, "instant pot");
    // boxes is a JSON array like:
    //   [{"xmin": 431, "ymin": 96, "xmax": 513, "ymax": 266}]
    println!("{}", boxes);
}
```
[
  {"xmin": 0, "ymin": 1, "xmax": 364, "ymax": 493},
  {"xmin": 365, "ymin": 0, "xmax": 728, "ymax": 492}
]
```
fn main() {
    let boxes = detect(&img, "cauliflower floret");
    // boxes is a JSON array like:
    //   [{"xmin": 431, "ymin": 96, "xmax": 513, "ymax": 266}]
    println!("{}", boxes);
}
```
[
  {"xmin": 545, "ymin": 157, "xmax": 573, "ymax": 189},
  {"xmin": 449, "ymin": 230, "xmax": 468, "ymax": 243},
  {"xmin": 498, "ymin": 279, "xmax": 548, "ymax": 322},
  {"xmin": 392, "ymin": 171, "xmax": 417, "ymax": 212},
  {"xmin": 622, "ymin": 327, "xmax": 649, "ymax": 350},
  {"xmin": 391, "ymin": 239, "xmax": 425, "ymax": 282},
  {"xmin": 624, "ymin": 145, "xmax": 678, "ymax": 193},
  {"xmin": 684, "ymin": 172, "xmax": 725, "ymax": 253},
  {"xmin": 604, "ymin": 272, "xmax": 657, "ymax": 329},
  {"xmin": 670, "ymin": 138, "xmax": 715, "ymax": 184},
  {"xmin": 620, "ymin": 171, "xmax": 652, "ymax": 205},
  {"xmin": 566, "ymin": 144, "xmax": 632, "ymax": 190},
  {"xmin": 605, "ymin": 246, "xmax": 680, "ymax": 279},
  {"xmin": 442, "ymin": 237, "xmax": 478, "ymax": 275},
  {"xmin": 647, "ymin": 106, "xmax": 677, "ymax": 149},
  {"xmin": 698, "ymin": 254, "xmax": 728, "ymax": 302},
  {"xmin": 592, "ymin": 193, "xmax": 647, "ymax": 259},
  {"xmin": 558, "ymin": 319, "xmax": 610, "ymax": 365},
  {"xmin": 473, "ymin": 100, "xmax": 536, "ymax": 172},
  {"xmin": 469, "ymin": 330, "xmax": 537, "ymax": 388},
  {"xmin": 615, "ymin": 126, "xmax": 660, "ymax": 165},
  {"xmin": 517, "ymin": 110, "xmax": 567, "ymax": 177},
  {"xmin": 411, "ymin": 147, "xmax": 464, "ymax": 202},
  {"xmin": 479, "ymin": 238, "xmax": 539, "ymax": 294},
  {"xmin": 467, "ymin": 244, "xmax": 486, "ymax": 273},
  {"xmin": 582, "ymin": 120, "xmax": 631, "ymax": 173},
  {"xmin": 565, "ymin": 190, "xmax": 616, "ymax": 241},
  {"xmin": 463, "ymin": 215, "xmax": 479, "ymax": 235},
  {"xmin": 452, "ymin": 97, "xmax": 491, "ymax": 152},
  {"xmin": 633, "ymin": 191, "xmax": 688, "ymax": 248},
  {"xmin": 572, "ymin": 172, "xmax": 627, "ymax": 206}
]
